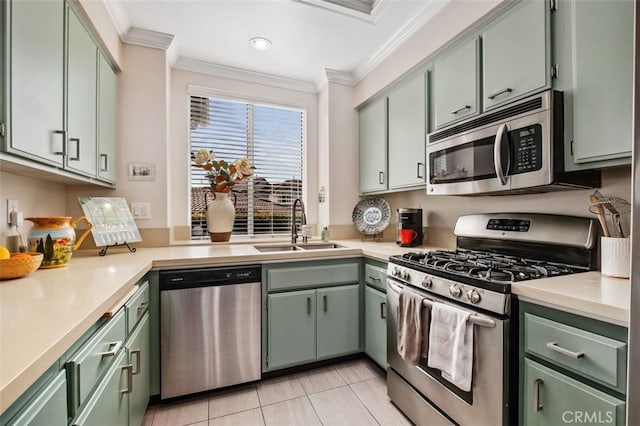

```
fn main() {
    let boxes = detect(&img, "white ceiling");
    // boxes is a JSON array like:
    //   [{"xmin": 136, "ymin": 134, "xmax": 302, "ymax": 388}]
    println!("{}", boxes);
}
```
[{"xmin": 105, "ymin": 0, "xmax": 447, "ymax": 89}]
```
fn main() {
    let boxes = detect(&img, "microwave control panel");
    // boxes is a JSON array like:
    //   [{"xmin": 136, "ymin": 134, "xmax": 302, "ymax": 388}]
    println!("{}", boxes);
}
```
[{"xmin": 510, "ymin": 124, "xmax": 542, "ymax": 174}]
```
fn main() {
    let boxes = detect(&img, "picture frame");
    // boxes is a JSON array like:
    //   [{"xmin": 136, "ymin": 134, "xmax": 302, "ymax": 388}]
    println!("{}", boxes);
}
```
[{"xmin": 128, "ymin": 162, "xmax": 156, "ymax": 181}]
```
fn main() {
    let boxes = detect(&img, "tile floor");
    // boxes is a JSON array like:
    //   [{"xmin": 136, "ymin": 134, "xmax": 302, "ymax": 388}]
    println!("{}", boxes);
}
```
[{"xmin": 143, "ymin": 358, "xmax": 412, "ymax": 426}]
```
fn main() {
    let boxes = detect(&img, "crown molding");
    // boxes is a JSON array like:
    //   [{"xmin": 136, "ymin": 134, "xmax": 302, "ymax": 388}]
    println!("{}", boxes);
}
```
[
  {"xmin": 325, "ymin": 69, "xmax": 357, "ymax": 85},
  {"xmin": 291, "ymin": 0, "xmax": 391, "ymax": 24},
  {"xmin": 352, "ymin": 0, "xmax": 447, "ymax": 83},
  {"xmin": 123, "ymin": 27, "xmax": 175, "ymax": 51},
  {"xmin": 102, "ymin": 0, "xmax": 130, "ymax": 36},
  {"xmin": 175, "ymin": 58, "xmax": 318, "ymax": 94}
]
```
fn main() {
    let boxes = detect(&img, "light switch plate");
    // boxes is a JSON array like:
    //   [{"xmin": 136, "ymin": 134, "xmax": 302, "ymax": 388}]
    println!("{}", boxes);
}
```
[{"xmin": 131, "ymin": 202, "xmax": 151, "ymax": 220}]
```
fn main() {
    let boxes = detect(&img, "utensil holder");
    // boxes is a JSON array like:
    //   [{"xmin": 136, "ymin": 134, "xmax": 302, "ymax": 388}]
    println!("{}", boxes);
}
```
[{"xmin": 601, "ymin": 237, "xmax": 630, "ymax": 278}]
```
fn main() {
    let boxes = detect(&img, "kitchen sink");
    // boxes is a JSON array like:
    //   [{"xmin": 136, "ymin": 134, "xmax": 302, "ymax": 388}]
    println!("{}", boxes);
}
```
[{"xmin": 253, "ymin": 243, "xmax": 344, "ymax": 252}]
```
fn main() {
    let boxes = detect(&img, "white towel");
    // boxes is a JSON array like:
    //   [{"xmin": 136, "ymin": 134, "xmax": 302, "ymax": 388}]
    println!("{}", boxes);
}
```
[{"xmin": 427, "ymin": 302, "xmax": 474, "ymax": 392}]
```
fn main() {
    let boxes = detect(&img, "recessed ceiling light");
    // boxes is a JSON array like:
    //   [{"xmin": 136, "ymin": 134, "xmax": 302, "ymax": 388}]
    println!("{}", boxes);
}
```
[{"xmin": 250, "ymin": 37, "xmax": 272, "ymax": 51}]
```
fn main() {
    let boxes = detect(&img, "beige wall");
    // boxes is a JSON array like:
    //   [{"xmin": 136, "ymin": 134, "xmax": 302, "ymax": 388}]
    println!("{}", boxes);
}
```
[{"xmin": 75, "ymin": 0, "xmax": 123, "ymax": 69}]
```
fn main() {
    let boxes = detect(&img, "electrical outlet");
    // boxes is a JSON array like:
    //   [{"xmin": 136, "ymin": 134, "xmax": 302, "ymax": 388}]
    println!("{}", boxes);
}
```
[
  {"xmin": 131, "ymin": 202, "xmax": 151, "ymax": 220},
  {"xmin": 6, "ymin": 199, "xmax": 18, "ymax": 224}
]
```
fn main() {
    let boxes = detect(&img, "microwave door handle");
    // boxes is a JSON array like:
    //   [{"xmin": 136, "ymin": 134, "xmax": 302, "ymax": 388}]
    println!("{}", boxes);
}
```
[{"xmin": 494, "ymin": 124, "xmax": 508, "ymax": 186}]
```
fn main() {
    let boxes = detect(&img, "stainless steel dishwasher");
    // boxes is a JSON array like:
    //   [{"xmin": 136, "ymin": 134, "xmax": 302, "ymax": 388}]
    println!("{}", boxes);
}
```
[{"xmin": 159, "ymin": 265, "xmax": 261, "ymax": 399}]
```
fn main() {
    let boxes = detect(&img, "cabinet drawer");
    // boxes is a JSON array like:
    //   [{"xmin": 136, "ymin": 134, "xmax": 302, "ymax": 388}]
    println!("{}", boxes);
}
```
[
  {"xmin": 7, "ymin": 371, "xmax": 68, "ymax": 426},
  {"xmin": 364, "ymin": 264, "xmax": 386, "ymax": 291},
  {"xmin": 268, "ymin": 262, "xmax": 359, "ymax": 291},
  {"xmin": 126, "ymin": 281, "xmax": 149, "ymax": 334},
  {"xmin": 524, "ymin": 313, "xmax": 627, "ymax": 391},
  {"xmin": 66, "ymin": 309, "xmax": 127, "ymax": 413},
  {"xmin": 523, "ymin": 359, "xmax": 625, "ymax": 426}
]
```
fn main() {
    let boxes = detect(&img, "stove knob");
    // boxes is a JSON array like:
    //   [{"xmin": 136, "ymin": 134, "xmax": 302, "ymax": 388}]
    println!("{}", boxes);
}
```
[
  {"xmin": 403, "ymin": 271, "xmax": 411, "ymax": 281},
  {"xmin": 393, "ymin": 267, "xmax": 401, "ymax": 277},
  {"xmin": 449, "ymin": 284, "xmax": 462, "ymax": 298},
  {"xmin": 467, "ymin": 289, "xmax": 481, "ymax": 304},
  {"xmin": 421, "ymin": 277, "xmax": 433, "ymax": 288}
]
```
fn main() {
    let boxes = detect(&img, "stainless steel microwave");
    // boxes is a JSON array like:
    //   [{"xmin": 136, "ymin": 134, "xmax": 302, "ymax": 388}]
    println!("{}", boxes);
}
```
[{"xmin": 426, "ymin": 90, "xmax": 600, "ymax": 195}]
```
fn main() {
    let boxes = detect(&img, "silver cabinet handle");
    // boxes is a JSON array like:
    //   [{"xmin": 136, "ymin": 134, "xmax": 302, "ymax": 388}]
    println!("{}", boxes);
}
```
[
  {"xmin": 69, "ymin": 138, "xmax": 80, "ymax": 161},
  {"xmin": 493, "ymin": 123, "xmax": 508, "ymax": 186},
  {"xmin": 137, "ymin": 302, "xmax": 148, "ymax": 315},
  {"xmin": 380, "ymin": 302, "xmax": 386, "ymax": 319},
  {"xmin": 99, "ymin": 341, "xmax": 123, "ymax": 358},
  {"xmin": 307, "ymin": 297, "xmax": 311, "ymax": 315},
  {"xmin": 100, "ymin": 153, "xmax": 109, "ymax": 172},
  {"xmin": 130, "ymin": 349, "xmax": 142, "ymax": 375},
  {"xmin": 53, "ymin": 130, "xmax": 66, "ymax": 155},
  {"xmin": 450, "ymin": 105, "xmax": 471, "ymax": 115},
  {"xmin": 487, "ymin": 87, "xmax": 513, "ymax": 100},
  {"xmin": 546, "ymin": 341, "xmax": 584, "ymax": 359},
  {"xmin": 417, "ymin": 162, "xmax": 424, "ymax": 179},
  {"xmin": 378, "ymin": 171, "xmax": 385, "ymax": 185},
  {"xmin": 533, "ymin": 378, "xmax": 543, "ymax": 412},
  {"xmin": 120, "ymin": 364, "xmax": 134, "ymax": 394},
  {"xmin": 323, "ymin": 295, "xmax": 327, "ymax": 312}
]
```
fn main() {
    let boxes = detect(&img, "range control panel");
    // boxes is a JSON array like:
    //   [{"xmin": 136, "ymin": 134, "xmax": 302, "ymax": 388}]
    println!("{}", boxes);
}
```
[{"xmin": 486, "ymin": 218, "xmax": 531, "ymax": 232}]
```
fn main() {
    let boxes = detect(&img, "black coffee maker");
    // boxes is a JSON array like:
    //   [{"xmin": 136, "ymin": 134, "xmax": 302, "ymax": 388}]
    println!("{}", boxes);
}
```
[{"xmin": 396, "ymin": 208, "xmax": 423, "ymax": 247}]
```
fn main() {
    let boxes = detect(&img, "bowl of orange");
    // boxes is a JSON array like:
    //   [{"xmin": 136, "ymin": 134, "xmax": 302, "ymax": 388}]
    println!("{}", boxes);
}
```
[{"xmin": 0, "ymin": 250, "xmax": 44, "ymax": 280}]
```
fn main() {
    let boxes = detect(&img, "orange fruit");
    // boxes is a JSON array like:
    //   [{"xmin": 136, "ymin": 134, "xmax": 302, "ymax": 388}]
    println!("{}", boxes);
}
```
[{"xmin": 10, "ymin": 253, "xmax": 31, "ymax": 259}]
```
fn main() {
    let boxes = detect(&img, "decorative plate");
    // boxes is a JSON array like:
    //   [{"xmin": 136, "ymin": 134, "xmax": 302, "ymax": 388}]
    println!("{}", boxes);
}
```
[{"xmin": 352, "ymin": 196, "xmax": 391, "ymax": 235}]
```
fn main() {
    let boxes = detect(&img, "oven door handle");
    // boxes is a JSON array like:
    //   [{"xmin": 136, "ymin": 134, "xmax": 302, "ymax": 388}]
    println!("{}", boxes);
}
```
[
  {"xmin": 387, "ymin": 280, "xmax": 496, "ymax": 328},
  {"xmin": 494, "ymin": 123, "xmax": 509, "ymax": 186}
]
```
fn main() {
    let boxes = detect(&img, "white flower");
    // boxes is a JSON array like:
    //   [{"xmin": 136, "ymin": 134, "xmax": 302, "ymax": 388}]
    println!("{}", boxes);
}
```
[
  {"xmin": 194, "ymin": 149, "xmax": 214, "ymax": 165},
  {"xmin": 233, "ymin": 158, "xmax": 253, "ymax": 177}
]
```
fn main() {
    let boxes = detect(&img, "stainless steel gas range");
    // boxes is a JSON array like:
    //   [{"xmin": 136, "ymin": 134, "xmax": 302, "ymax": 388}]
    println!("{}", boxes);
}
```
[{"xmin": 386, "ymin": 213, "xmax": 598, "ymax": 426}]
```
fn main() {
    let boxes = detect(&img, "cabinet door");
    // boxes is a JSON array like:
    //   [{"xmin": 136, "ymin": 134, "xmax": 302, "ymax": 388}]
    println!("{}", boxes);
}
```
[
  {"xmin": 71, "ymin": 349, "xmax": 130, "ymax": 426},
  {"xmin": 387, "ymin": 73, "xmax": 426, "ymax": 189},
  {"xmin": 364, "ymin": 286, "xmax": 386, "ymax": 368},
  {"xmin": 9, "ymin": 0, "xmax": 65, "ymax": 165},
  {"xmin": 482, "ymin": 0, "xmax": 548, "ymax": 110},
  {"xmin": 359, "ymin": 98, "xmax": 387, "ymax": 193},
  {"xmin": 98, "ymin": 53, "xmax": 117, "ymax": 183},
  {"xmin": 127, "ymin": 314, "xmax": 150, "ymax": 426},
  {"xmin": 433, "ymin": 38, "xmax": 479, "ymax": 128},
  {"xmin": 523, "ymin": 359, "xmax": 625, "ymax": 426},
  {"xmin": 317, "ymin": 285, "xmax": 360, "ymax": 359},
  {"xmin": 7, "ymin": 371, "xmax": 67, "ymax": 426},
  {"xmin": 66, "ymin": 5, "xmax": 97, "ymax": 177},
  {"xmin": 267, "ymin": 290, "xmax": 316, "ymax": 370},
  {"xmin": 565, "ymin": 0, "xmax": 633, "ymax": 165}
]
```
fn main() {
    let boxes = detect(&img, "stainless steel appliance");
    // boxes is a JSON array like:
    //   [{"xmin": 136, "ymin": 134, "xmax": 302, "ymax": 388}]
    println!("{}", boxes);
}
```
[
  {"xmin": 159, "ymin": 265, "xmax": 261, "ymax": 399},
  {"xmin": 396, "ymin": 208, "xmax": 423, "ymax": 247},
  {"xmin": 426, "ymin": 90, "xmax": 600, "ymax": 195},
  {"xmin": 386, "ymin": 213, "xmax": 598, "ymax": 426}
]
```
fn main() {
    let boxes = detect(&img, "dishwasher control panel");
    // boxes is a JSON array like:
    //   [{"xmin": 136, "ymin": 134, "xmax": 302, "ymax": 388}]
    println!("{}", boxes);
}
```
[{"xmin": 159, "ymin": 265, "xmax": 261, "ymax": 290}]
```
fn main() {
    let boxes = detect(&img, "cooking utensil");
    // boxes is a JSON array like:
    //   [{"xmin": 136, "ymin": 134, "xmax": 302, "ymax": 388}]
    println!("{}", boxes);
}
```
[
  {"xmin": 589, "ymin": 194, "xmax": 610, "ymax": 237},
  {"xmin": 593, "ymin": 190, "xmax": 625, "ymax": 237}
]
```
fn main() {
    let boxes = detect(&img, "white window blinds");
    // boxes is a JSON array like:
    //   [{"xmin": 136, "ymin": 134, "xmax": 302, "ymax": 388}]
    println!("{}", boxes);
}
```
[{"xmin": 189, "ymin": 96, "xmax": 304, "ymax": 239}]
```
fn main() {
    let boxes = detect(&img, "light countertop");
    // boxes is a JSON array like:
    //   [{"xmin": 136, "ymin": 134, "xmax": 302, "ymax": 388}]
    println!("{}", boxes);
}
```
[{"xmin": 0, "ymin": 240, "xmax": 630, "ymax": 415}]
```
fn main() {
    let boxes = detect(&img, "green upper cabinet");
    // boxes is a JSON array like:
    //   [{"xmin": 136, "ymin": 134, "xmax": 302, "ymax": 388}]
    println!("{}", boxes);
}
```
[
  {"xmin": 8, "ymin": 0, "xmax": 65, "ymax": 165},
  {"xmin": 387, "ymin": 72, "xmax": 427, "ymax": 190},
  {"xmin": 433, "ymin": 38, "xmax": 479, "ymax": 128},
  {"xmin": 66, "ymin": 5, "xmax": 97, "ymax": 177},
  {"xmin": 482, "ymin": 0, "xmax": 549, "ymax": 110},
  {"xmin": 316, "ymin": 285, "xmax": 360, "ymax": 359},
  {"xmin": 554, "ymin": 0, "xmax": 633, "ymax": 169},
  {"xmin": 359, "ymin": 97, "xmax": 387, "ymax": 193},
  {"xmin": 98, "ymin": 53, "xmax": 118, "ymax": 183}
]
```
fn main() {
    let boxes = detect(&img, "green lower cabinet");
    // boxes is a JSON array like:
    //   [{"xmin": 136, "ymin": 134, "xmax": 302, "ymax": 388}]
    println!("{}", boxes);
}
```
[
  {"xmin": 317, "ymin": 285, "xmax": 360, "ymax": 359},
  {"xmin": 127, "ymin": 313, "xmax": 150, "ymax": 426},
  {"xmin": 364, "ymin": 286, "xmax": 386, "ymax": 368},
  {"xmin": 6, "ymin": 371, "xmax": 67, "ymax": 426},
  {"xmin": 267, "ymin": 289, "xmax": 317, "ymax": 370},
  {"xmin": 523, "ymin": 359, "xmax": 625, "ymax": 426},
  {"xmin": 70, "ymin": 349, "xmax": 129, "ymax": 426}
]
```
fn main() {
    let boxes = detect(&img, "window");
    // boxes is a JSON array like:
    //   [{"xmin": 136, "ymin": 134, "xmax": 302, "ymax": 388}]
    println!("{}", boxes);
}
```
[{"xmin": 190, "ymin": 95, "xmax": 304, "ymax": 239}]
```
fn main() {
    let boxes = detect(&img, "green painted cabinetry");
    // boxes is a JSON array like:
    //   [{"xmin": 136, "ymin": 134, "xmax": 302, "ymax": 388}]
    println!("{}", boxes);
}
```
[
  {"xmin": 97, "ymin": 53, "xmax": 117, "ymax": 183},
  {"xmin": 554, "ymin": 0, "xmax": 633, "ymax": 169},
  {"xmin": 482, "ymin": 0, "xmax": 549, "ymax": 110},
  {"xmin": 520, "ymin": 302, "xmax": 628, "ymax": 425},
  {"xmin": 126, "ymin": 313, "xmax": 150, "ymax": 426},
  {"xmin": 433, "ymin": 38, "xmax": 479, "ymax": 128},
  {"xmin": 358, "ymin": 97, "xmax": 387, "ymax": 193},
  {"xmin": 263, "ymin": 259, "xmax": 361, "ymax": 371},
  {"xmin": 364, "ymin": 285, "xmax": 386, "ymax": 368},
  {"xmin": 387, "ymin": 72, "xmax": 427, "ymax": 190},
  {"xmin": 5, "ymin": 371, "xmax": 67, "ymax": 426}
]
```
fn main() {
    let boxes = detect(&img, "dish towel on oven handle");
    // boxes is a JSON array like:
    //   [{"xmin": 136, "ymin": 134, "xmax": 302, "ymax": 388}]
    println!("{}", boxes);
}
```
[
  {"xmin": 427, "ymin": 302, "xmax": 474, "ymax": 392},
  {"xmin": 397, "ymin": 289, "xmax": 430, "ymax": 365}
]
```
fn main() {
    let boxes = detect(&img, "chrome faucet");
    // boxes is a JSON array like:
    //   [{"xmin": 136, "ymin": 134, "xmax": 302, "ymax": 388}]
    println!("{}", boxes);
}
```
[{"xmin": 291, "ymin": 198, "xmax": 307, "ymax": 244}]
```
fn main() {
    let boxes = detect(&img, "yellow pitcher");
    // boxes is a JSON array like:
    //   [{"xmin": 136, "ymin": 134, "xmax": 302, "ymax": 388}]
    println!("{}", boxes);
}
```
[{"xmin": 26, "ymin": 217, "xmax": 93, "ymax": 268}]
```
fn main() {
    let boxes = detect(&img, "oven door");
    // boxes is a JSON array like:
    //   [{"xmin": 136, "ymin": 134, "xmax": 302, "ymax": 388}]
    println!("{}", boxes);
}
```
[{"xmin": 386, "ymin": 278, "xmax": 512, "ymax": 426}]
